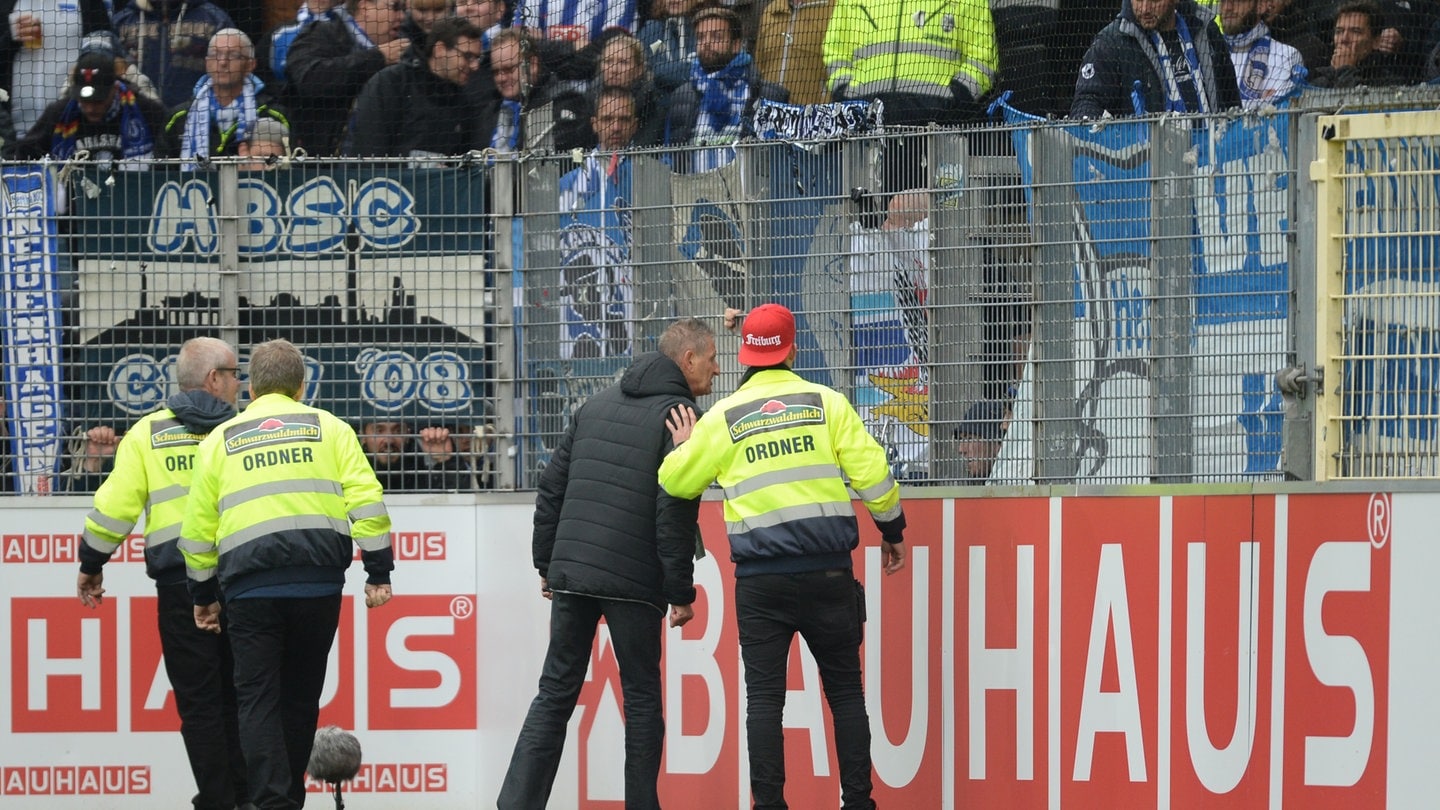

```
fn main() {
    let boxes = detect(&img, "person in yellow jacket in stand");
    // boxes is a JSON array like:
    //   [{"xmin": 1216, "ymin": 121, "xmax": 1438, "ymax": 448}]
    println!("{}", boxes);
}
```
[
  {"xmin": 658, "ymin": 303, "xmax": 906, "ymax": 810},
  {"xmin": 76, "ymin": 336, "xmax": 252, "ymax": 810},
  {"xmin": 823, "ymin": 0, "xmax": 996, "ymax": 126},
  {"xmin": 180, "ymin": 338, "xmax": 394, "ymax": 810}
]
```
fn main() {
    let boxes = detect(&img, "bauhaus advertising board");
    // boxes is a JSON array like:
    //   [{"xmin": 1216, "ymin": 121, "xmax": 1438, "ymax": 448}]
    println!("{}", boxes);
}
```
[{"xmin": 0, "ymin": 491, "xmax": 1431, "ymax": 808}]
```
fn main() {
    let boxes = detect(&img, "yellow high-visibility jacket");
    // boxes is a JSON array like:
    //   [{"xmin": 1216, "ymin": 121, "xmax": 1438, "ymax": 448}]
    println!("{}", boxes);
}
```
[
  {"xmin": 81, "ymin": 409, "xmax": 215, "ymax": 585},
  {"xmin": 823, "ymin": 0, "xmax": 998, "ymax": 102},
  {"xmin": 180, "ymin": 393, "xmax": 392, "ymax": 602},
  {"xmin": 659, "ymin": 368, "xmax": 904, "ymax": 576}
]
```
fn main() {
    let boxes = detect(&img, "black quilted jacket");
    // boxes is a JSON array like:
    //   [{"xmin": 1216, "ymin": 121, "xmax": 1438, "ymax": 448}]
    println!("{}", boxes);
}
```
[{"xmin": 532, "ymin": 351, "xmax": 699, "ymax": 611}]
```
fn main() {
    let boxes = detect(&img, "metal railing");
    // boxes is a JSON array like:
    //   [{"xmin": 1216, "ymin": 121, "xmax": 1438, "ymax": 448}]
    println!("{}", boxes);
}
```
[{"xmin": 7, "ymin": 88, "xmax": 1440, "ymax": 492}]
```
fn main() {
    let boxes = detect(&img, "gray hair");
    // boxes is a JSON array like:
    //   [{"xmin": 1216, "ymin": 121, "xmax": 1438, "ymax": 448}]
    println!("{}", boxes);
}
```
[
  {"xmin": 175, "ymin": 337, "xmax": 237, "ymax": 391},
  {"xmin": 208, "ymin": 28, "xmax": 254, "ymax": 59},
  {"xmin": 658, "ymin": 317, "xmax": 714, "ymax": 361}
]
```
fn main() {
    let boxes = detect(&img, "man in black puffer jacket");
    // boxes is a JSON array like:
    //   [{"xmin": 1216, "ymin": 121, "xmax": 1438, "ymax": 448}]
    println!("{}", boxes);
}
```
[
  {"xmin": 1071, "ymin": 0, "xmax": 1240, "ymax": 119},
  {"xmin": 499, "ymin": 317, "xmax": 720, "ymax": 810}
]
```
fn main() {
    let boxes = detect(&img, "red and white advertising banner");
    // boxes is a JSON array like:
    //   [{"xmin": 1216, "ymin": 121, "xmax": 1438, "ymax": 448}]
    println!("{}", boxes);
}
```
[{"xmin": 0, "ymin": 491, "xmax": 1429, "ymax": 808}]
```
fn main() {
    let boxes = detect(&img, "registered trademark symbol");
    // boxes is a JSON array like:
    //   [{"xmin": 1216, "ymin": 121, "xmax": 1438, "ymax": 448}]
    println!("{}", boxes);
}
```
[
  {"xmin": 1367, "ymin": 493, "xmax": 1391, "ymax": 549},
  {"xmin": 450, "ymin": 595, "xmax": 474, "ymax": 620}
]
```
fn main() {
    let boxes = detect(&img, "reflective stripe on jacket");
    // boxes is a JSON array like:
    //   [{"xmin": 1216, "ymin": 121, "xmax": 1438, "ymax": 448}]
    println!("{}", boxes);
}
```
[
  {"xmin": 823, "ymin": 0, "xmax": 997, "ymax": 100},
  {"xmin": 659, "ymin": 368, "xmax": 901, "ymax": 576},
  {"xmin": 180, "ymin": 392, "xmax": 392, "ymax": 599},
  {"xmin": 83, "ymin": 409, "xmax": 209, "ymax": 585}
]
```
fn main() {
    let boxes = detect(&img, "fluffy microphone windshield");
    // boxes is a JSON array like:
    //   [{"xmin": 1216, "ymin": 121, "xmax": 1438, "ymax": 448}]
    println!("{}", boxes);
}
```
[{"xmin": 309, "ymin": 725, "xmax": 363, "ymax": 784}]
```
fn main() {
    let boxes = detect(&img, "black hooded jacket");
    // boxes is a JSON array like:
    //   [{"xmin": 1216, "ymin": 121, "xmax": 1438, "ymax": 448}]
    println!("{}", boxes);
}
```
[
  {"xmin": 1071, "ymin": 0, "xmax": 1240, "ymax": 119},
  {"xmin": 532, "ymin": 351, "xmax": 700, "ymax": 612}
]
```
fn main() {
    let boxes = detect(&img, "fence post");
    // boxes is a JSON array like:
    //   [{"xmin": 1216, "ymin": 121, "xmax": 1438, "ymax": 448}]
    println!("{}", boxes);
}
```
[
  {"xmin": 1031, "ymin": 127, "xmax": 1078, "ymax": 483},
  {"xmin": 928, "ymin": 131, "xmax": 984, "ymax": 482},
  {"xmin": 632, "ymin": 154, "xmax": 674, "ymax": 345},
  {"xmin": 491, "ymin": 158, "xmax": 518, "ymax": 490},
  {"xmin": 1283, "ymin": 111, "xmax": 1321, "ymax": 481},
  {"xmin": 214, "ymin": 161, "xmax": 241, "ymax": 351},
  {"xmin": 1151, "ymin": 120, "xmax": 1195, "ymax": 483}
]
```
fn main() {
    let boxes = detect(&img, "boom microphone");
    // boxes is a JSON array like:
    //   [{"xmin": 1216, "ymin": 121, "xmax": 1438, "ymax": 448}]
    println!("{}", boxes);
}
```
[{"xmin": 309, "ymin": 725, "xmax": 362, "ymax": 809}]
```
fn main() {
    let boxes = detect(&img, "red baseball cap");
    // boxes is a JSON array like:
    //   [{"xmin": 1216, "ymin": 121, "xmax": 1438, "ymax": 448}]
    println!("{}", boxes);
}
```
[{"xmin": 738, "ymin": 303, "xmax": 795, "ymax": 366}]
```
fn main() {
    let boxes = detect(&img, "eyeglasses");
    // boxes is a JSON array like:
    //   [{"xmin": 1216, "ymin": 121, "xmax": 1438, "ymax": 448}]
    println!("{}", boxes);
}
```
[
  {"xmin": 208, "ymin": 50, "xmax": 251, "ymax": 62},
  {"xmin": 213, "ymin": 367, "xmax": 241, "ymax": 376}
]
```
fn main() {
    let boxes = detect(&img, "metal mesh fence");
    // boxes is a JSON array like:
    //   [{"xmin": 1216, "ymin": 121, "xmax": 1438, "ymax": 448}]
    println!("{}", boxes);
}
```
[
  {"xmin": 8, "ymin": 90, "xmax": 1440, "ymax": 492},
  {"xmin": 0, "ymin": 157, "xmax": 497, "ymax": 495},
  {"xmin": 1311, "ymin": 109, "xmax": 1440, "ymax": 480}
]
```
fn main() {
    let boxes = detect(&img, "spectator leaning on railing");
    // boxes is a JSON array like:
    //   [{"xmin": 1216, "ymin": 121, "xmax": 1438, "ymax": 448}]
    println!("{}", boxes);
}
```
[{"xmin": 5, "ymin": 50, "xmax": 172, "ymax": 167}]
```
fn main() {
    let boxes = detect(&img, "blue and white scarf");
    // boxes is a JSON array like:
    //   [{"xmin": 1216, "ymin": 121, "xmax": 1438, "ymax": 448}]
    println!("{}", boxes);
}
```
[
  {"xmin": 339, "ymin": 7, "xmax": 375, "ymax": 49},
  {"xmin": 50, "ymin": 82, "xmax": 156, "ymax": 163},
  {"xmin": 1227, "ymin": 22, "xmax": 1272, "ymax": 105},
  {"xmin": 490, "ymin": 99, "xmax": 522, "ymax": 151},
  {"xmin": 182, "ymin": 74, "xmax": 263, "ymax": 166},
  {"xmin": 1148, "ymin": 15, "xmax": 1209, "ymax": 114},
  {"xmin": 689, "ymin": 52, "xmax": 752, "ymax": 172}
]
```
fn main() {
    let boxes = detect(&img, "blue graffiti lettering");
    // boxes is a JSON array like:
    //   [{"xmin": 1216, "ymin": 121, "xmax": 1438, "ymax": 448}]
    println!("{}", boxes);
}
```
[
  {"xmin": 146, "ymin": 176, "xmax": 419, "ymax": 256},
  {"xmin": 355, "ymin": 348, "xmax": 473, "ymax": 412},
  {"xmin": 147, "ymin": 180, "xmax": 218, "ymax": 254},
  {"xmin": 286, "ymin": 176, "xmax": 348, "ymax": 254},
  {"xmin": 238, "ymin": 178, "xmax": 284, "ymax": 255},
  {"xmin": 108, "ymin": 353, "xmax": 177, "ymax": 415},
  {"xmin": 354, "ymin": 178, "xmax": 419, "ymax": 250}
]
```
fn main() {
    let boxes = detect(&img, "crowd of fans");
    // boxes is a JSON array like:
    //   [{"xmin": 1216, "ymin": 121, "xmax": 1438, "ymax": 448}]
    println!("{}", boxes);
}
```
[{"xmin": 2, "ymin": 0, "xmax": 1436, "ymax": 171}]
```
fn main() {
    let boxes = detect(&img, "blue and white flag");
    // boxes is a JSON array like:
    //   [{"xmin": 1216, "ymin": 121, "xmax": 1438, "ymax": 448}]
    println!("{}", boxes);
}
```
[
  {"xmin": 997, "ymin": 101, "xmax": 1289, "ymax": 482},
  {"xmin": 557, "ymin": 154, "xmax": 635, "ymax": 360},
  {"xmin": 0, "ymin": 166, "xmax": 65, "ymax": 494}
]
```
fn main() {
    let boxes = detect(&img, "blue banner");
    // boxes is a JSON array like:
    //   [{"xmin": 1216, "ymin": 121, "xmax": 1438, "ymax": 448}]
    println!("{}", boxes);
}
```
[
  {"xmin": 1002, "ymin": 105, "xmax": 1289, "ymax": 480},
  {"xmin": 68, "ymin": 166, "xmax": 489, "ymax": 435},
  {"xmin": 0, "ymin": 167, "xmax": 65, "ymax": 494}
]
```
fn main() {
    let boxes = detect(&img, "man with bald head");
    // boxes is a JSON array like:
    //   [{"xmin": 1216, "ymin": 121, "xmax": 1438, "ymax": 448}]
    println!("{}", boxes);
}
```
[{"xmin": 77, "ymin": 336, "xmax": 249, "ymax": 810}]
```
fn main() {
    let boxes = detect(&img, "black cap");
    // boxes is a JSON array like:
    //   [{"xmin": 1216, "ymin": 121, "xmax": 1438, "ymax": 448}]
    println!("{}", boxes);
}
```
[
  {"xmin": 72, "ymin": 51, "xmax": 117, "ymax": 101},
  {"xmin": 954, "ymin": 401, "xmax": 1007, "ymax": 442}
]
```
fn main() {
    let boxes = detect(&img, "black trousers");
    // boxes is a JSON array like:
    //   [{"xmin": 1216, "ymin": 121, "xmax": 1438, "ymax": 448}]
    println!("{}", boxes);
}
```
[
  {"xmin": 226, "ymin": 595, "xmax": 342, "ymax": 810},
  {"xmin": 157, "ymin": 582, "xmax": 248, "ymax": 810},
  {"xmin": 736, "ymin": 570, "xmax": 874, "ymax": 810},
  {"xmin": 498, "ymin": 592, "xmax": 665, "ymax": 810}
]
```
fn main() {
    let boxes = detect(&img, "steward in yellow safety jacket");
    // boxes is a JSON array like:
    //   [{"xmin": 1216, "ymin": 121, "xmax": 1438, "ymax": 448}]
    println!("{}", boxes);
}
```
[
  {"xmin": 79, "ymin": 338, "xmax": 243, "ymax": 591},
  {"xmin": 80, "ymin": 406, "xmax": 230, "ymax": 585},
  {"xmin": 180, "ymin": 391, "xmax": 393, "ymax": 605},
  {"xmin": 657, "ymin": 303, "xmax": 903, "ymax": 807},
  {"xmin": 823, "ymin": 0, "xmax": 997, "ymax": 125},
  {"xmin": 658, "ymin": 305, "xmax": 905, "ymax": 574},
  {"xmin": 75, "ymin": 337, "xmax": 250, "ymax": 810}
]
